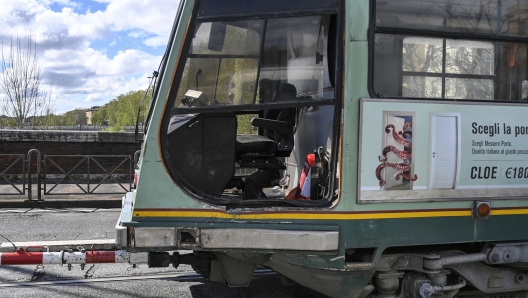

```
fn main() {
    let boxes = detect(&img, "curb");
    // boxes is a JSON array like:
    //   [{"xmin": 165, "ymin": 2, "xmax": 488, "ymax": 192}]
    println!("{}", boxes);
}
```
[{"xmin": 0, "ymin": 199, "xmax": 122, "ymax": 209}]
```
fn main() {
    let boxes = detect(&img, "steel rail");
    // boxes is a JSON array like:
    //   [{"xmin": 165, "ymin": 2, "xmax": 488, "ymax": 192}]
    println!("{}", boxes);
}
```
[{"xmin": 0, "ymin": 269, "xmax": 276, "ymax": 288}]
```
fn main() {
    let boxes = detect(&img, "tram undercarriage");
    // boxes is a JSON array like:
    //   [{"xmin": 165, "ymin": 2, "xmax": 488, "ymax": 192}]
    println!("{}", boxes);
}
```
[{"xmin": 120, "ymin": 220, "xmax": 528, "ymax": 298}]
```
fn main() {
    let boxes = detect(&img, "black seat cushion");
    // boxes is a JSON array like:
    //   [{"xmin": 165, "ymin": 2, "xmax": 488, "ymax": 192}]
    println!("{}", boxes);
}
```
[{"xmin": 236, "ymin": 134, "xmax": 278, "ymax": 154}]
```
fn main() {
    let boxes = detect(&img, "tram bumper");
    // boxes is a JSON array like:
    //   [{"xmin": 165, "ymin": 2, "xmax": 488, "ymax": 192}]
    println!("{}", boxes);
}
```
[
  {"xmin": 129, "ymin": 227, "xmax": 338, "ymax": 251},
  {"xmin": 117, "ymin": 192, "xmax": 339, "ymax": 252},
  {"xmin": 115, "ymin": 192, "xmax": 344, "ymax": 291}
]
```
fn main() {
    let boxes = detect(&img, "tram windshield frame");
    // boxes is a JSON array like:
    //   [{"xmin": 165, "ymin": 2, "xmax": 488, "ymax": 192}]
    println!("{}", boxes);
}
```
[
  {"xmin": 169, "ymin": 15, "xmax": 338, "ymax": 115},
  {"xmin": 158, "ymin": 0, "xmax": 343, "ymax": 207}
]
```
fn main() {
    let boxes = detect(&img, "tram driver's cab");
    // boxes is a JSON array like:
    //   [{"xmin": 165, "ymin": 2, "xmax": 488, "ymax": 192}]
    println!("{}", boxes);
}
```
[{"xmin": 162, "ymin": 0, "xmax": 342, "ymax": 207}]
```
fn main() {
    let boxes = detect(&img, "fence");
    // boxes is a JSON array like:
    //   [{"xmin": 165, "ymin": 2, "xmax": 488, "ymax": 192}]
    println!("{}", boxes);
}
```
[
  {"xmin": 0, "ymin": 154, "xmax": 26, "ymax": 196},
  {"xmin": 1, "ymin": 125, "xmax": 144, "ymax": 132},
  {"xmin": 0, "ymin": 149, "xmax": 140, "ymax": 201}
]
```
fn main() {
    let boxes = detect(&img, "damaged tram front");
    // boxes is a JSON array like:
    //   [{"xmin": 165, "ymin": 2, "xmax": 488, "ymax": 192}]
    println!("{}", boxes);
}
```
[{"xmin": 4, "ymin": 0, "xmax": 528, "ymax": 298}]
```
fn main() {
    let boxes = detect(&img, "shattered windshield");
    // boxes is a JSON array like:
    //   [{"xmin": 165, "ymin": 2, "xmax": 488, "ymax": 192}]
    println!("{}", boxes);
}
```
[{"xmin": 172, "ymin": 15, "xmax": 333, "ymax": 110}]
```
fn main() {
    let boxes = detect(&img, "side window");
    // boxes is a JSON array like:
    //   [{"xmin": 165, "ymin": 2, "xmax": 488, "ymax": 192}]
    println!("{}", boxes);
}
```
[
  {"xmin": 373, "ymin": 0, "xmax": 528, "ymax": 101},
  {"xmin": 401, "ymin": 37, "xmax": 494, "ymax": 99}
]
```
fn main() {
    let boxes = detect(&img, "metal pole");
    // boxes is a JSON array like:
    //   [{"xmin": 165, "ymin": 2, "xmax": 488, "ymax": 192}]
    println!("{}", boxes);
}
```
[
  {"xmin": 27, "ymin": 149, "xmax": 42, "ymax": 201},
  {"xmin": 87, "ymin": 156, "xmax": 90, "ymax": 193},
  {"xmin": 27, "ymin": 158, "xmax": 31, "ymax": 201}
]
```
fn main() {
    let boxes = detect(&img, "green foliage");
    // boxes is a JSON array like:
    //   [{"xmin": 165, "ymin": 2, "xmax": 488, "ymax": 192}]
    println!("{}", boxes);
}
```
[
  {"xmin": 90, "ymin": 106, "xmax": 107, "ymax": 126},
  {"xmin": 236, "ymin": 114, "xmax": 258, "ymax": 134},
  {"xmin": 91, "ymin": 89, "xmax": 152, "ymax": 130},
  {"xmin": 60, "ymin": 109, "xmax": 88, "ymax": 126},
  {"xmin": 37, "ymin": 113, "xmax": 60, "ymax": 128},
  {"xmin": 0, "ymin": 115, "xmax": 16, "ymax": 127},
  {"xmin": 0, "ymin": 88, "xmax": 151, "ymax": 130}
]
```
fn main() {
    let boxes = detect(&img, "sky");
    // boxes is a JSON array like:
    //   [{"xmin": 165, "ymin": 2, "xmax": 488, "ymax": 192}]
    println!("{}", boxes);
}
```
[{"xmin": 0, "ymin": 0, "xmax": 179, "ymax": 114}]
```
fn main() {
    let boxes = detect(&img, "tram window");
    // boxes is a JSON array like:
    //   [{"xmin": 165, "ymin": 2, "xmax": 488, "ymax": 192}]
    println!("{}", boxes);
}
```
[
  {"xmin": 258, "ymin": 16, "xmax": 333, "ymax": 103},
  {"xmin": 163, "ymin": 13, "xmax": 339, "ymax": 205},
  {"xmin": 175, "ymin": 20, "xmax": 263, "ymax": 106},
  {"xmin": 173, "ymin": 15, "xmax": 333, "ymax": 109},
  {"xmin": 373, "ymin": 0, "xmax": 528, "ymax": 101},
  {"xmin": 400, "ymin": 37, "xmax": 494, "ymax": 100},
  {"xmin": 523, "ymin": 81, "xmax": 528, "ymax": 100}
]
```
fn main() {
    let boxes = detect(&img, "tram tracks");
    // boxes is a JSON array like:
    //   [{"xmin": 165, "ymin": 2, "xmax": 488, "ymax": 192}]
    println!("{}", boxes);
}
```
[{"xmin": 0, "ymin": 269, "xmax": 276, "ymax": 288}]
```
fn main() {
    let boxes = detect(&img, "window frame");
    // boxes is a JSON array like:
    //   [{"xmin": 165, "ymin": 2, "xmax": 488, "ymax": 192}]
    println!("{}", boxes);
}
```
[
  {"xmin": 401, "ymin": 37, "xmax": 496, "ymax": 99},
  {"xmin": 169, "ymin": 14, "xmax": 339, "ymax": 115},
  {"xmin": 144, "ymin": 0, "xmax": 186, "ymax": 134},
  {"xmin": 368, "ymin": 0, "xmax": 528, "ymax": 102},
  {"xmin": 159, "ymin": 0, "xmax": 344, "ymax": 207}
]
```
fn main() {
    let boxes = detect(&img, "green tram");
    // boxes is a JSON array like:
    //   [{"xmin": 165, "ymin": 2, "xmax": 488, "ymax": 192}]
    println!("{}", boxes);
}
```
[{"xmin": 119, "ymin": 0, "xmax": 528, "ymax": 297}]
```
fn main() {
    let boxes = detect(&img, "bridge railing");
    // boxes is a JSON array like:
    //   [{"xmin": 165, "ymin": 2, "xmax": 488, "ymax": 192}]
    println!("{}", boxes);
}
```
[
  {"xmin": 0, "ymin": 149, "xmax": 140, "ymax": 201},
  {"xmin": 0, "ymin": 154, "xmax": 26, "ymax": 196}
]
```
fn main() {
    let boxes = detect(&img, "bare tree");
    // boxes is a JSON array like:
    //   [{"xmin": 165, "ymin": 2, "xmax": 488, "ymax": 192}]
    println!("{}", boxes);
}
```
[{"xmin": 0, "ymin": 35, "xmax": 55, "ymax": 129}]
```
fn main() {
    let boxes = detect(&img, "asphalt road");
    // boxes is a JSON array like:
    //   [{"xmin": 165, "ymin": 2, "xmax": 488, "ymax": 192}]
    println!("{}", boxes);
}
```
[{"xmin": 0, "ymin": 208, "xmax": 326, "ymax": 298}]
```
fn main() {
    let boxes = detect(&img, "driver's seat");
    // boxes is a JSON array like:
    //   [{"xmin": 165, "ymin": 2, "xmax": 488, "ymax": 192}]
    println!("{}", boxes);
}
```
[
  {"xmin": 233, "ymin": 83, "xmax": 297, "ymax": 199},
  {"xmin": 235, "ymin": 82, "xmax": 296, "ymax": 158}
]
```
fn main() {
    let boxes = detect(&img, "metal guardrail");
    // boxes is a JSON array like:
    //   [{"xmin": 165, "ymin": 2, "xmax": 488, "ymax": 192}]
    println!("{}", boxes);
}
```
[
  {"xmin": 0, "ymin": 149, "xmax": 141, "ymax": 200},
  {"xmin": 0, "ymin": 154, "xmax": 26, "ymax": 195},
  {"xmin": 43, "ymin": 155, "xmax": 133, "ymax": 195}
]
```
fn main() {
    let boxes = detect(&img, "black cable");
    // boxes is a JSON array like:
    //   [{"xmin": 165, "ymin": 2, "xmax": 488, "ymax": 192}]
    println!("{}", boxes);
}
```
[
  {"xmin": 134, "ymin": 72, "xmax": 158, "ymax": 142},
  {"xmin": 0, "ymin": 233, "xmax": 17, "ymax": 250}
]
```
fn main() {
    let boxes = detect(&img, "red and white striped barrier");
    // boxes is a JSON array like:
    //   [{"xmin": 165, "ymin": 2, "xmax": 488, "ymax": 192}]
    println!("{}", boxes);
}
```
[{"xmin": 0, "ymin": 248, "xmax": 133, "ymax": 265}]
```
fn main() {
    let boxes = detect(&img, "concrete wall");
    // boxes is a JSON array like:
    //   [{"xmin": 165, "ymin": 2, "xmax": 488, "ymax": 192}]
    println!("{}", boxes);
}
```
[{"xmin": 0, "ymin": 130, "xmax": 143, "ymax": 176}]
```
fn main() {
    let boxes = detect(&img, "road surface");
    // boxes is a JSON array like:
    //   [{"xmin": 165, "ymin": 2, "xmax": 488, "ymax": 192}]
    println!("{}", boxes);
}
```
[{"xmin": 0, "ymin": 208, "xmax": 326, "ymax": 298}]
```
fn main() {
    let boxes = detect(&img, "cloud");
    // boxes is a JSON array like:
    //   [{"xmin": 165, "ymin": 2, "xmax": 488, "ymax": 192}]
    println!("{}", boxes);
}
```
[
  {"xmin": 85, "ymin": 92, "xmax": 103, "ymax": 102},
  {"xmin": 144, "ymin": 36, "xmax": 170, "ymax": 47},
  {"xmin": 0, "ymin": 0, "xmax": 179, "ymax": 112},
  {"xmin": 128, "ymin": 30, "xmax": 149, "ymax": 39}
]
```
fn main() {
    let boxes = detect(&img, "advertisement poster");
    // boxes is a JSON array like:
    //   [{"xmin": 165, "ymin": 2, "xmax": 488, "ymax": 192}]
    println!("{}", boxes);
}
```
[{"xmin": 359, "ymin": 99, "xmax": 528, "ymax": 202}]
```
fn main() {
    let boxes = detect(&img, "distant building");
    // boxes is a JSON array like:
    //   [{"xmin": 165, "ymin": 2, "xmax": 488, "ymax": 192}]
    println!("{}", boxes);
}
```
[{"xmin": 85, "ymin": 106, "xmax": 100, "ymax": 125}]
